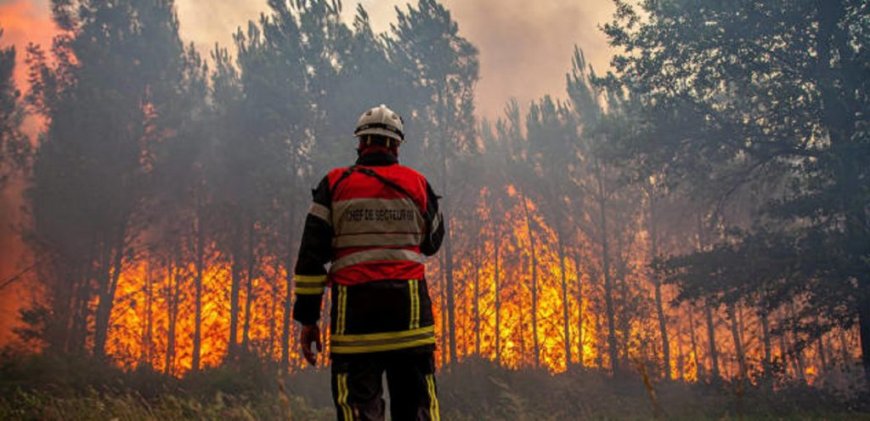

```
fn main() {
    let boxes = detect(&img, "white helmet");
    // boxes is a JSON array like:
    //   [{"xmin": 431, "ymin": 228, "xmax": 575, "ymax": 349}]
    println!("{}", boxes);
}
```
[{"xmin": 354, "ymin": 104, "xmax": 405, "ymax": 144}]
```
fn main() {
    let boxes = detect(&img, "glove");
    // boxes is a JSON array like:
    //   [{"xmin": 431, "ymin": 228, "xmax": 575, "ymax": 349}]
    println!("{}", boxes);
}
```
[{"xmin": 299, "ymin": 324, "xmax": 322, "ymax": 366}]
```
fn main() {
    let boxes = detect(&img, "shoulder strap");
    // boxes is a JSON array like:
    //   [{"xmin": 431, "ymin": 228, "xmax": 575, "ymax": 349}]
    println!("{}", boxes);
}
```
[
  {"xmin": 331, "ymin": 165, "xmax": 357, "ymax": 191},
  {"xmin": 331, "ymin": 166, "xmax": 428, "ymax": 218}
]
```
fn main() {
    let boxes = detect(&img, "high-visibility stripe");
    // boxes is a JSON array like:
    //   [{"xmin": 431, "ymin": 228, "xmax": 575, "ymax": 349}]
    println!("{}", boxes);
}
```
[
  {"xmin": 294, "ymin": 274, "xmax": 326, "ymax": 295},
  {"xmin": 331, "ymin": 249, "xmax": 425, "ymax": 273},
  {"xmin": 330, "ymin": 325, "xmax": 435, "ymax": 354},
  {"xmin": 426, "ymin": 374, "xmax": 440, "ymax": 421},
  {"xmin": 295, "ymin": 286, "xmax": 325, "ymax": 295},
  {"xmin": 409, "ymin": 279, "xmax": 420, "ymax": 329},
  {"xmin": 336, "ymin": 285, "xmax": 347, "ymax": 335},
  {"xmin": 337, "ymin": 373, "xmax": 352, "ymax": 420},
  {"xmin": 334, "ymin": 232, "xmax": 423, "ymax": 248},
  {"xmin": 295, "ymin": 274, "xmax": 327, "ymax": 284},
  {"xmin": 331, "ymin": 325, "xmax": 434, "ymax": 343},
  {"xmin": 309, "ymin": 203, "xmax": 331, "ymax": 224},
  {"xmin": 331, "ymin": 337, "xmax": 437, "ymax": 354}
]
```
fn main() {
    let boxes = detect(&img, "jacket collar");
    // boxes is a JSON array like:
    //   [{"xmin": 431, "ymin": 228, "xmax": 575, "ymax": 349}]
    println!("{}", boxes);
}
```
[{"xmin": 356, "ymin": 151, "xmax": 398, "ymax": 166}]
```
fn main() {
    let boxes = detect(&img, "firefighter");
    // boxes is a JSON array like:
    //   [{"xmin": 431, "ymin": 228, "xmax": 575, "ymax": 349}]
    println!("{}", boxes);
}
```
[{"xmin": 293, "ymin": 104, "xmax": 445, "ymax": 421}]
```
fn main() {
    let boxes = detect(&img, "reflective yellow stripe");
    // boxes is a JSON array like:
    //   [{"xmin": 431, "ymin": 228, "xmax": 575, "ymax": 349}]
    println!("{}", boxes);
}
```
[
  {"xmin": 426, "ymin": 374, "xmax": 440, "ymax": 421},
  {"xmin": 409, "ymin": 279, "xmax": 420, "ymax": 329},
  {"xmin": 330, "ymin": 325, "xmax": 435, "ymax": 354},
  {"xmin": 331, "ymin": 337, "xmax": 437, "ymax": 354},
  {"xmin": 332, "ymin": 325, "xmax": 434, "ymax": 343},
  {"xmin": 295, "ymin": 274, "xmax": 327, "ymax": 284},
  {"xmin": 296, "ymin": 281, "xmax": 326, "ymax": 288},
  {"xmin": 295, "ymin": 287, "xmax": 325, "ymax": 295},
  {"xmin": 294, "ymin": 274, "xmax": 326, "ymax": 295},
  {"xmin": 337, "ymin": 373, "xmax": 352, "ymax": 420},
  {"xmin": 331, "ymin": 249, "xmax": 425, "ymax": 273},
  {"xmin": 336, "ymin": 285, "xmax": 347, "ymax": 335}
]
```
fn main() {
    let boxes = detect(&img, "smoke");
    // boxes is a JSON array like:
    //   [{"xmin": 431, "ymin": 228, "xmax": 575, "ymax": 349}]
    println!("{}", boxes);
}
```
[
  {"xmin": 173, "ymin": 0, "xmax": 616, "ymax": 119},
  {"xmin": 0, "ymin": 180, "xmax": 34, "ymax": 346},
  {"xmin": 0, "ymin": 0, "xmax": 55, "ymax": 345},
  {"xmin": 0, "ymin": 0, "xmax": 618, "ymax": 344},
  {"xmin": 440, "ymin": 0, "xmax": 615, "ymax": 119},
  {"xmin": 1, "ymin": 0, "xmax": 617, "ymax": 123}
]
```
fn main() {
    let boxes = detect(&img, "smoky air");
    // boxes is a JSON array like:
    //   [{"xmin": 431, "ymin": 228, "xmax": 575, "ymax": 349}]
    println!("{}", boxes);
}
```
[{"xmin": 0, "ymin": 0, "xmax": 867, "ymax": 419}]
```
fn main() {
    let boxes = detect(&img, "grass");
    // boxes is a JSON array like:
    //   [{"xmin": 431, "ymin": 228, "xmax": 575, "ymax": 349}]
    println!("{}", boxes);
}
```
[{"xmin": 1, "ymin": 351, "xmax": 868, "ymax": 420}]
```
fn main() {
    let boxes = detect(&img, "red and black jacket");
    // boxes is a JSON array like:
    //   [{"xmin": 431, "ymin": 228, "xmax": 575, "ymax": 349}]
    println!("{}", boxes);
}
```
[{"xmin": 292, "ymin": 152, "xmax": 444, "ymax": 354}]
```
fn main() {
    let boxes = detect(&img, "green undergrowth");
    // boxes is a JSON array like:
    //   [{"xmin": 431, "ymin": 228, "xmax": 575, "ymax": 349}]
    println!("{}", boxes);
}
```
[{"xmin": 1, "ymin": 350, "xmax": 868, "ymax": 420}]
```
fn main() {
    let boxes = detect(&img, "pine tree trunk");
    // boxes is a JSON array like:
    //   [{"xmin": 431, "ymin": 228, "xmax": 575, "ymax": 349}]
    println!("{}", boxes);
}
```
[
  {"xmin": 69, "ymin": 273, "xmax": 91, "ymax": 353},
  {"xmin": 818, "ymin": 333, "xmax": 828, "ymax": 374},
  {"xmin": 557, "ymin": 230, "xmax": 571, "ymax": 366},
  {"xmin": 165, "ymin": 258, "xmax": 178, "ymax": 376},
  {"xmin": 192, "ymin": 207, "xmax": 205, "ymax": 372},
  {"xmin": 435, "ymin": 90, "xmax": 456, "ymax": 365},
  {"xmin": 649, "ymin": 192, "xmax": 671, "ymax": 379},
  {"xmin": 815, "ymin": 0, "xmax": 868, "ymax": 388},
  {"xmin": 688, "ymin": 307, "xmax": 701, "ymax": 379},
  {"xmin": 242, "ymin": 221, "xmax": 257, "ymax": 350},
  {"xmin": 520, "ymin": 193, "xmax": 540, "ymax": 368},
  {"xmin": 727, "ymin": 303, "xmax": 748, "ymax": 381},
  {"xmin": 787, "ymin": 303, "xmax": 807, "ymax": 383},
  {"xmin": 141, "ymin": 262, "xmax": 154, "ymax": 366},
  {"xmin": 269, "ymin": 256, "xmax": 281, "ymax": 358},
  {"xmin": 837, "ymin": 328, "xmax": 851, "ymax": 370},
  {"xmin": 595, "ymin": 162, "xmax": 618, "ymax": 372},
  {"xmin": 473, "ymin": 237, "xmax": 481, "ymax": 356},
  {"xmin": 228, "ymin": 248, "xmax": 242, "ymax": 358},
  {"xmin": 705, "ymin": 303, "xmax": 720, "ymax": 381},
  {"xmin": 281, "ymin": 244, "xmax": 293, "ymax": 374},
  {"xmin": 595, "ymin": 313, "xmax": 604, "ymax": 368},
  {"xmin": 445, "ymin": 231, "xmax": 456, "ymax": 363},
  {"xmin": 859, "ymin": 279, "xmax": 870, "ymax": 386},
  {"xmin": 676, "ymin": 321, "xmax": 685, "ymax": 380},
  {"xmin": 575, "ymin": 251, "xmax": 584, "ymax": 368},
  {"xmin": 440, "ymin": 251, "xmax": 448, "ymax": 366},
  {"xmin": 94, "ymin": 227, "xmax": 126, "ymax": 360},
  {"xmin": 494, "ymin": 230, "xmax": 501, "ymax": 366},
  {"xmin": 759, "ymin": 309, "xmax": 773, "ymax": 380},
  {"xmin": 619, "ymin": 262, "xmax": 631, "ymax": 366}
]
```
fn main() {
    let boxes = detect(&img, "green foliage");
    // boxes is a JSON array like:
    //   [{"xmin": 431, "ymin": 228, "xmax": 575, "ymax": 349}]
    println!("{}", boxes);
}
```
[
  {"xmin": 603, "ymin": 0, "xmax": 870, "ymax": 382},
  {"xmin": 26, "ymin": 0, "xmax": 191, "ymax": 358},
  {"xmin": 0, "ymin": 28, "xmax": 30, "ymax": 188}
]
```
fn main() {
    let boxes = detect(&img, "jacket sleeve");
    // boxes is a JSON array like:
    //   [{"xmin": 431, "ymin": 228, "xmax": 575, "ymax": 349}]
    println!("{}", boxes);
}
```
[
  {"xmin": 420, "ymin": 181, "xmax": 444, "ymax": 256},
  {"xmin": 292, "ymin": 176, "xmax": 334, "ymax": 326}
]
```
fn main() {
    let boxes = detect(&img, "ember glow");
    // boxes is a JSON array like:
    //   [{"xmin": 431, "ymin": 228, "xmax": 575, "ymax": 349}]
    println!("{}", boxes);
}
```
[
  {"xmin": 1, "ymin": 0, "xmax": 865, "ymax": 399},
  {"xmin": 93, "ymin": 185, "xmax": 859, "ymax": 379}
]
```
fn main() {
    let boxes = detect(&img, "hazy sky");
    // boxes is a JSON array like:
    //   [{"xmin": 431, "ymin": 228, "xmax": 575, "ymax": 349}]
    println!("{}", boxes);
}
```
[
  {"xmin": 2, "ymin": 0, "xmax": 616, "ymax": 120},
  {"xmin": 0, "ymin": 0, "xmax": 616, "ymax": 343},
  {"xmin": 176, "ymin": 0, "xmax": 617, "ymax": 119}
]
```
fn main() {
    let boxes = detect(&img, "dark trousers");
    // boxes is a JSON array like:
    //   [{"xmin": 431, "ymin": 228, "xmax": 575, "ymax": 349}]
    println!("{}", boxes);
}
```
[{"xmin": 331, "ymin": 348, "xmax": 439, "ymax": 421}]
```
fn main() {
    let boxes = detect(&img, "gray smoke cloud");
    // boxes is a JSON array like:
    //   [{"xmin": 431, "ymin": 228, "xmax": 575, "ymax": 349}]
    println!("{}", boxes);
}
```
[{"xmin": 175, "ymin": 0, "xmax": 616, "ymax": 120}]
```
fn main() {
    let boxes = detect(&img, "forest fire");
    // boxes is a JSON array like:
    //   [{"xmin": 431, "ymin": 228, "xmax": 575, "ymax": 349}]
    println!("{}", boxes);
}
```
[
  {"xmin": 1, "ymin": 0, "xmax": 868, "ymax": 419},
  {"xmin": 94, "ymin": 186, "xmax": 860, "ymax": 381}
]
